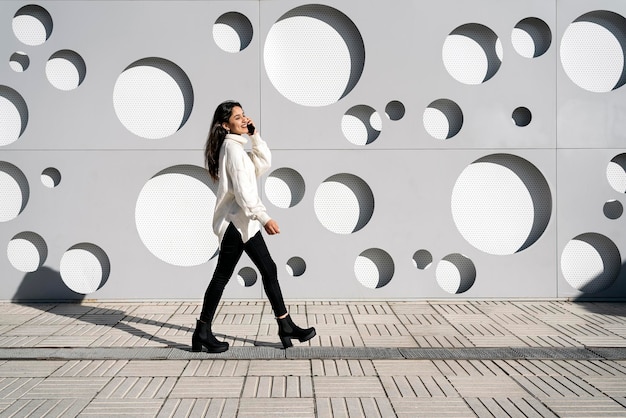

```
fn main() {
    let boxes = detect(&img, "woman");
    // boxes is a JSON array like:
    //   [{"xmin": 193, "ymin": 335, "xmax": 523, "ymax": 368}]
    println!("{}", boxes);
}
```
[{"xmin": 192, "ymin": 100, "xmax": 316, "ymax": 353}]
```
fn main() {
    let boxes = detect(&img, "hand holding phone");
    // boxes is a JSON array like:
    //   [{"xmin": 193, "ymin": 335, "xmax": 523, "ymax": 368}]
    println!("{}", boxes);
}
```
[{"xmin": 247, "ymin": 123, "xmax": 255, "ymax": 135}]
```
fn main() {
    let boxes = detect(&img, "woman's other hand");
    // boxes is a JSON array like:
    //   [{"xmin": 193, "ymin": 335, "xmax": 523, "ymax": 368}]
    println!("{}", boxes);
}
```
[{"xmin": 264, "ymin": 219, "xmax": 280, "ymax": 235}]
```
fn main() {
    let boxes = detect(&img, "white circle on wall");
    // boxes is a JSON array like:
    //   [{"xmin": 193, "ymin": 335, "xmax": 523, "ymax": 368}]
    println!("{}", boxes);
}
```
[
  {"xmin": 286, "ymin": 257, "xmax": 306, "ymax": 277},
  {"xmin": 423, "ymin": 99, "xmax": 463, "ymax": 140},
  {"xmin": 412, "ymin": 249, "xmax": 433, "ymax": 270},
  {"xmin": 607, "ymin": 153, "xmax": 626, "ymax": 193},
  {"xmin": 264, "ymin": 4, "xmax": 365, "ymax": 106},
  {"xmin": 135, "ymin": 165, "xmax": 219, "ymax": 267},
  {"xmin": 512, "ymin": 17, "xmax": 552, "ymax": 58},
  {"xmin": 41, "ymin": 167, "xmax": 61, "ymax": 188},
  {"xmin": 265, "ymin": 167, "xmax": 305, "ymax": 208},
  {"xmin": 10, "ymin": 52, "xmax": 29, "ymax": 72},
  {"xmin": 0, "ymin": 161, "xmax": 29, "ymax": 222},
  {"xmin": 237, "ymin": 267, "xmax": 257, "ymax": 287},
  {"xmin": 561, "ymin": 233, "xmax": 620, "ymax": 294},
  {"xmin": 436, "ymin": 253, "xmax": 476, "ymax": 294},
  {"xmin": 354, "ymin": 248, "xmax": 394, "ymax": 289},
  {"xmin": 113, "ymin": 58, "xmax": 194, "ymax": 139},
  {"xmin": 314, "ymin": 173, "xmax": 374, "ymax": 234},
  {"xmin": 0, "ymin": 85, "xmax": 29, "ymax": 146},
  {"xmin": 46, "ymin": 50, "xmax": 86, "ymax": 91},
  {"xmin": 452, "ymin": 154, "xmax": 552, "ymax": 255},
  {"xmin": 443, "ymin": 23, "xmax": 502, "ymax": 84},
  {"xmin": 213, "ymin": 12, "xmax": 253, "ymax": 53},
  {"xmin": 12, "ymin": 4, "xmax": 53, "ymax": 46},
  {"xmin": 60, "ymin": 243, "xmax": 110, "ymax": 294},
  {"xmin": 561, "ymin": 11, "xmax": 626, "ymax": 92},
  {"xmin": 7, "ymin": 231, "xmax": 47, "ymax": 273},
  {"xmin": 342, "ymin": 105, "xmax": 381, "ymax": 145}
]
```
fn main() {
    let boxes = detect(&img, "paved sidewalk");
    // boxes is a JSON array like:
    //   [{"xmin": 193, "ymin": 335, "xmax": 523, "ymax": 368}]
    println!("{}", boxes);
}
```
[{"xmin": 0, "ymin": 300, "xmax": 625, "ymax": 417}]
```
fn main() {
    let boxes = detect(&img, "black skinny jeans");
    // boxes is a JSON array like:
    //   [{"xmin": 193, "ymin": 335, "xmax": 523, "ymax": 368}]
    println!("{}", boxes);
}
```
[{"xmin": 200, "ymin": 223, "xmax": 287, "ymax": 323}]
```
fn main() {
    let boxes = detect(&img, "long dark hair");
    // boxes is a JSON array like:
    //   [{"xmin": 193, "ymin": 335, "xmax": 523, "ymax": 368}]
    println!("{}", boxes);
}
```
[{"xmin": 204, "ymin": 100, "xmax": 241, "ymax": 181}]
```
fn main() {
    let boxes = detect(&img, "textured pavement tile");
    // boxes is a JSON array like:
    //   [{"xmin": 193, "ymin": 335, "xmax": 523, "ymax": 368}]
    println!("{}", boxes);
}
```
[
  {"xmin": 248, "ymin": 360, "xmax": 311, "ymax": 376},
  {"xmin": 116, "ymin": 360, "xmax": 187, "ymax": 376},
  {"xmin": 96, "ymin": 376, "xmax": 176, "ymax": 399},
  {"xmin": 181, "ymin": 359, "xmax": 250, "ymax": 377},
  {"xmin": 78, "ymin": 399, "xmax": 164, "ymax": 416},
  {"xmin": 313, "ymin": 377, "xmax": 385, "ymax": 397},
  {"xmin": 449, "ymin": 376, "xmax": 528, "ymax": 398},
  {"xmin": 380, "ymin": 375, "xmax": 457, "ymax": 397},
  {"xmin": 50, "ymin": 360, "xmax": 128, "ymax": 377},
  {"xmin": 0, "ymin": 361, "xmax": 65, "ymax": 377},
  {"xmin": 21, "ymin": 377, "xmax": 110, "ymax": 399},
  {"xmin": 542, "ymin": 398, "xmax": 626, "ymax": 417},
  {"xmin": 390, "ymin": 398, "xmax": 475, "ymax": 417},
  {"xmin": 316, "ymin": 398, "xmax": 395, "ymax": 418},
  {"xmin": 169, "ymin": 377, "xmax": 244, "ymax": 398},
  {"xmin": 465, "ymin": 397, "xmax": 558, "ymax": 418},
  {"xmin": 156, "ymin": 398, "xmax": 238, "ymax": 418},
  {"xmin": 0, "ymin": 398, "xmax": 89, "ymax": 418},
  {"xmin": 513, "ymin": 375, "xmax": 607, "ymax": 398},
  {"xmin": 0, "ymin": 377, "xmax": 43, "ymax": 399},
  {"xmin": 311, "ymin": 359, "xmax": 376, "ymax": 377},
  {"xmin": 241, "ymin": 375, "xmax": 313, "ymax": 397},
  {"xmin": 373, "ymin": 359, "xmax": 441, "ymax": 376},
  {"xmin": 237, "ymin": 398, "xmax": 314, "ymax": 417}
]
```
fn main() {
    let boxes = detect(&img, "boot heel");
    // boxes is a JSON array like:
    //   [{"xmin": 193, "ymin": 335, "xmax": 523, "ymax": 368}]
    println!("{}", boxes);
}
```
[
  {"xmin": 191, "ymin": 338, "xmax": 202, "ymax": 352},
  {"xmin": 280, "ymin": 336, "xmax": 293, "ymax": 349}
]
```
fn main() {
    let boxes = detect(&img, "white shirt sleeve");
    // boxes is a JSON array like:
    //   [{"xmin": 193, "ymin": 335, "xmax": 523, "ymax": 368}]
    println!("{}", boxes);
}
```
[{"xmin": 247, "ymin": 133, "xmax": 271, "ymax": 177}]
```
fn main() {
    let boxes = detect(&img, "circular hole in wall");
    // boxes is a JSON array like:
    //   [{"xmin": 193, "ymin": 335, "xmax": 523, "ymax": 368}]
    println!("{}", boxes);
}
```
[
  {"xmin": 60, "ymin": 243, "xmax": 110, "ymax": 294},
  {"xmin": 512, "ymin": 17, "xmax": 552, "ymax": 58},
  {"xmin": 0, "ymin": 161, "xmax": 29, "ymax": 222},
  {"xmin": 354, "ymin": 248, "xmax": 394, "ymax": 289},
  {"xmin": 264, "ymin": 4, "xmax": 365, "ymax": 106},
  {"xmin": 135, "ymin": 165, "xmax": 219, "ymax": 267},
  {"xmin": 603, "ymin": 199, "xmax": 623, "ymax": 219},
  {"xmin": 46, "ymin": 50, "xmax": 86, "ymax": 91},
  {"xmin": 561, "ymin": 10, "xmax": 626, "ymax": 92},
  {"xmin": 214, "ymin": 12, "xmax": 253, "ymax": 53},
  {"xmin": 10, "ymin": 52, "xmax": 29, "ymax": 72},
  {"xmin": 265, "ymin": 167, "xmax": 305, "ymax": 208},
  {"xmin": 385, "ymin": 100, "xmax": 405, "ymax": 121},
  {"xmin": 342, "ymin": 105, "xmax": 381, "ymax": 145},
  {"xmin": 423, "ymin": 98, "xmax": 463, "ymax": 140},
  {"xmin": 0, "ymin": 85, "xmax": 29, "ymax": 146},
  {"xmin": 512, "ymin": 107, "xmax": 532, "ymax": 127},
  {"xmin": 13, "ymin": 4, "xmax": 53, "ymax": 46},
  {"xmin": 286, "ymin": 257, "xmax": 306, "ymax": 277},
  {"xmin": 452, "ymin": 153, "xmax": 552, "ymax": 255},
  {"xmin": 7, "ymin": 231, "xmax": 47, "ymax": 272},
  {"xmin": 561, "ymin": 232, "xmax": 620, "ymax": 294},
  {"xmin": 113, "ymin": 57, "xmax": 194, "ymax": 139},
  {"xmin": 436, "ymin": 253, "xmax": 476, "ymax": 294},
  {"xmin": 443, "ymin": 23, "xmax": 502, "ymax": 84},
  {"xmin": 314, "ymin": 173, "xmax": 374, "ymax": 234},
  {"xmin": 237, "ymin": 267, "xmax": 257, "ymax": 287},
  {"xmin": 607, "ymin": 153, "xmax": 626, "ymax": 193},
  {"xmin": 41, "ymin": 167, "xmax": 61, "ymax": 188},
  {"xmin": 412, "ymin": 249, "xmax": 433, "ymax": 270}
]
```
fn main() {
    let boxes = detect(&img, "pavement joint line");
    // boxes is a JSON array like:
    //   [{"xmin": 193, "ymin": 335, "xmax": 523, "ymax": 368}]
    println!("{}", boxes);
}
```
[{"xmin": 1, "ymin": 346, "xmax": 626, "ymax": 360}]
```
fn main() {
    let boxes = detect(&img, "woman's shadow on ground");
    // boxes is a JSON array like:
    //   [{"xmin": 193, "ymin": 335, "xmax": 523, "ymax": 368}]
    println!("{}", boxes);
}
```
[{"xmin": 12, "ymin": 267, "xmax": 280, "ymax": 350}]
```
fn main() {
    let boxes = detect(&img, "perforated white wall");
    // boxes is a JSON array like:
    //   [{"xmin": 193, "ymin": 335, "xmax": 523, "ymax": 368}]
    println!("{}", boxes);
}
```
[{"xmin": 1, "ymin": 0, "xmax": 625, "ymax": 301}]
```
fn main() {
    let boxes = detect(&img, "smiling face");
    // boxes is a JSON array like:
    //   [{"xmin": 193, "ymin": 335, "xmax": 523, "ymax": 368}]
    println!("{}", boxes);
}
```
[{"xmin": 222, "ymin": 106, "xmax": 250, "ymax": 135}]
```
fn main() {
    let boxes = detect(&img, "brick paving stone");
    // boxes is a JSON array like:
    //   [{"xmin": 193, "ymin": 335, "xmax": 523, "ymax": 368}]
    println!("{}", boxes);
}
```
[
  {"xmin": 542, "ymin": 398, "xmax": 626, "ymax": 417},
  {"xmin": 169, "ymin": 377, "xmax": 244, "ymax": 398},
  {"xmin": 465, "ymin": 397, "xmax": 559, "ymax": 418},
  {"xmin": 21, "ymin": 377, "xmax": 110, "ymax": 399},
  {"xmin": 313, "ymin": 377, "xmax": 386, "ymax": 397},
  {"xmin": 182, "ymin": 359, "xmax": 250, "ymax": 377},
  {"xmin": 449, "ymin": 376, "xmax": 529, "ymax": 398},
  {"xmin": 0, "ymin": 361, "xmax": 64, "ymax": 377},
  {"xmin": 116, "ymin": 360, "xmax": 187, "ymax": 377},
  {"xmin": 156, "ymin": 398, "xmax": 238, "ymax": 418},
  {"xmin": 78, "ymin": 399, "xmax": 164, "ymax": 416}
]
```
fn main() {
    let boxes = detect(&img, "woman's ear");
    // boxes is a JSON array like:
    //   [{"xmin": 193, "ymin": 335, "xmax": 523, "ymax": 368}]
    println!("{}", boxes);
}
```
[{"xmin": 222, "ymin": 122, "xmax": 230, "ymax": 132}]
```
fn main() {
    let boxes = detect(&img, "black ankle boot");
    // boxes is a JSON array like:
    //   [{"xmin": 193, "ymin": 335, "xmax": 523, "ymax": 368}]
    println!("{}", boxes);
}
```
[
  {"xmin": 191, "ymin": 319, "xmax": 229, "ymax": 353},
  {"xmin": 276, "ymin": 314, "xmax": 316, "ymax": 349}
]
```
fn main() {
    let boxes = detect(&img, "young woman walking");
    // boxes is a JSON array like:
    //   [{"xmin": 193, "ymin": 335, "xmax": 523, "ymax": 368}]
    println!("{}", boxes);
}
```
[{"xmin": 192, "ymin": 100, "xmax": 316, "ymax": 353}]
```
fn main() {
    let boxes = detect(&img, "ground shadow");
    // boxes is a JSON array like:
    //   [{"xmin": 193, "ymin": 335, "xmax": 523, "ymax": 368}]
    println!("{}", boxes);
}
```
[{"xmin": 12, "ymin": 268, "xmax": 280, "ymax": 350}]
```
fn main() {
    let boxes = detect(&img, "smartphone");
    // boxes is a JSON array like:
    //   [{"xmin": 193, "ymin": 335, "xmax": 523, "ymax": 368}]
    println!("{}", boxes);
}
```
[{"xmin": 247, "ymin": 123, "xmax": 255, "ymax": 135}]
